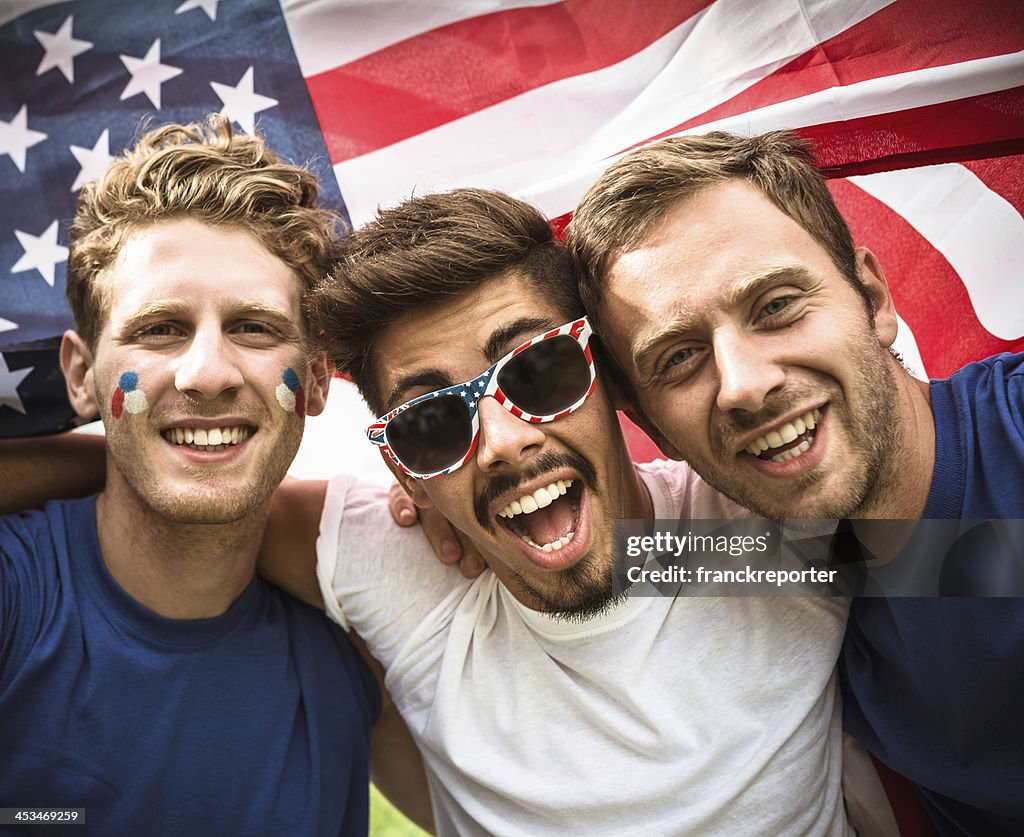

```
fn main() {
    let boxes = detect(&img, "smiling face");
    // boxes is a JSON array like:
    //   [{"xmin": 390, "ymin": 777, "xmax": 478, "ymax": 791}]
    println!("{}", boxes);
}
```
[
  {"xmin": 63, "ymin": 219, "xmax": 327, "ymax": 525},
  {"xmin": 373, "ymin": 273, "xmax": 647, "ymax": 617},
  {"xmin": 599, "ymin": 180, "xmax": 903, "ymax": 520}
]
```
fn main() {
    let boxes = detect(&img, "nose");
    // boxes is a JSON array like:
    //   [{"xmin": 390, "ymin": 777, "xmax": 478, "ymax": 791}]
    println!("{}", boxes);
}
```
[
  {"xmin": 475, "ymin": 396, "xmax": 546, "ymax": 472},
  {"xmin": 713, "ymin": 329, "xmax": 785, "ymax": 414},
  {"xmin": 174, "ymin": 324, "xmax": 245, "ymax": 400}
]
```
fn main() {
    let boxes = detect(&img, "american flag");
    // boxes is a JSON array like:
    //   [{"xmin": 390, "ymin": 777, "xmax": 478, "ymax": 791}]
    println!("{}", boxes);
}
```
[{"xmin": 2, "ymin": 0, "xmax": 1023, "ymax": 461}]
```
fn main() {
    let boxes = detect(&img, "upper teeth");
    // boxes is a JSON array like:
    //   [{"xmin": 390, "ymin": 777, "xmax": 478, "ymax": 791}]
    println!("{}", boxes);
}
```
[
  {"xmin": 498, "ymin": 479, "xmax": 573, "ymax": 519},
  {"xmin": 164, "ymin": 426, "xmax": 251, "ymax": 449},
  {"xmin": 745, "ymin": 409, "xmax": 821, "ymax": 460}
]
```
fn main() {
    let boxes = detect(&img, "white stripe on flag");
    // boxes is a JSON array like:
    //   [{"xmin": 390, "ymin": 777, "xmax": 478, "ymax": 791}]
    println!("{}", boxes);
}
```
[
  {"xmin": 331, "ymin": 0, "xmax": 890, "ymax": 225},
  {"xmin": 521, "ymin": 49, "xmax": 1024, "ymax": 219},
  {"xmin": 280, "ymin": 0, "xmax": 562, "ymax": 76},
  {"xmin": 893, "ymin": 313, "xmax": 928, "ymax": 381},
  {"xmin": 851, "ymin": 163, "xmax": 1024, "ymax": 341}
]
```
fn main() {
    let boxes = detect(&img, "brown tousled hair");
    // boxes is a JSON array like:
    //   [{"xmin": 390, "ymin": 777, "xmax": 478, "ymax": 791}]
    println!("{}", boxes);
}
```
[
  {"xmin": 67, "ymin": 115, "xmax": 343, "ymax": 347},
  {"xmin": 313, "ymin": 188, "xmax": 582, "ymax": 414},
  {"xmin": 568, "ymin": 130, "xmax": 872, "ymax": 331}
]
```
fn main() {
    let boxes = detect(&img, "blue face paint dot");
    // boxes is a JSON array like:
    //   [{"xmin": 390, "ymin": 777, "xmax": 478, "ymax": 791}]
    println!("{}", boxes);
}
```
[
  {"xmin": 119, "ymin": 371, "xmax": 138, "ymax": 392},
  {"xmin": 282, "ymin": 367, "xmax": 301, "ymax": 393}
]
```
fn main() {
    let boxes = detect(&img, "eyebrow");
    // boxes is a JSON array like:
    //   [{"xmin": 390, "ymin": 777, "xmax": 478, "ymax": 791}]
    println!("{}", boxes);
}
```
[
  {"xmin": 383, "ymin": 316, "xmax": 557, "ymax": 411},
  {"xmin": 482, "ymin": 317, "xmax": 554, "ymax": 364},
  {"xmin": 631, "ymin": 265, "xmax": 814, "ymax": 379}
]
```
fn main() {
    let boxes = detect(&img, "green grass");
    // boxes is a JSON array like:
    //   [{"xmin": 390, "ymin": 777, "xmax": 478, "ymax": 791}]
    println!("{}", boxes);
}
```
[{"xmin": 370, "ymin": 783, "xmax": 430, "ymax": 836}]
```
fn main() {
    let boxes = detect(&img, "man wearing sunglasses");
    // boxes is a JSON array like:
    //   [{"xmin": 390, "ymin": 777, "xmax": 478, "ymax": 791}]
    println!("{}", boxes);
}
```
[{"xmin": 261, "ymin": 188, "xmax": 851, "ymax": 835}]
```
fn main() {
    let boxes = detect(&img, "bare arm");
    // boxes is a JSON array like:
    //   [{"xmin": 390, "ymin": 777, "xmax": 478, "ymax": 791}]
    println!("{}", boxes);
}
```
[
  {"xmin": 259, "ymin": 477, "xmax": 328, "ymax": 608},
  {"xmin": 351, "ymin": 632, "xmax": 435, "ymax": 833},
  {"xmin": 0, "ymin": 433, "xmax": 106, "ymax": 514}
]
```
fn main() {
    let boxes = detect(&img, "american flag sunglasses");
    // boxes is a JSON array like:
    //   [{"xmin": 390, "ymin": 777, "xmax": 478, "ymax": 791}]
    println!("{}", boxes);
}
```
[{"xmin": 366, "ymin": 317, "xmax": 596, "ymax": 479}]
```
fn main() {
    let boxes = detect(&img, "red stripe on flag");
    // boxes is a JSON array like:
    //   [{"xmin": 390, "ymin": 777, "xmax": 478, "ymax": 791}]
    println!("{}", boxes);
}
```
[
  {"xmin": 619, "ymin": 411, "xmax": 664, "ymax": 464},
  {"xmin": 307, "ymin": 0, "xmax": 713, "ymax": 164},
  {"xmin": 803, "ymin": 87, "xmax": 1024, "ymax": 178},
  {"xmin": 829, "ymin": 178, "xmax": 1023, "ymax": 377},
  {"xmin": 961, "ymin": 153, "xmax": 1024, "ymax": 215}
]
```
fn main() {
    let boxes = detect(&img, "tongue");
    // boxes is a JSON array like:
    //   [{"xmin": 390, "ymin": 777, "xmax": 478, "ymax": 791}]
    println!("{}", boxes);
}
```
[{"xmin": 523, "ymin": 494, "xmax": 576, "ymax": 546}]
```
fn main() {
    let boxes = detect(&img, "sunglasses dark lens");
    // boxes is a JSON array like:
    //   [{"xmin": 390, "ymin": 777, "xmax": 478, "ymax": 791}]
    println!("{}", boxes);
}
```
[
  {"xmin": 386, "ymin": 394, "xmax": 474, "ymax": 474},
  {"xmin": 496, "ymin": 335, "xmax": 590, "ymax": 416}
]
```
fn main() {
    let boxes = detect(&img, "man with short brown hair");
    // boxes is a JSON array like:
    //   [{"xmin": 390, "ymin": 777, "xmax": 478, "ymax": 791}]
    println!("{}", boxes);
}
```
[{"xmin": 568, "ymin": 129, "xmax": 1024, "ymax": 836}]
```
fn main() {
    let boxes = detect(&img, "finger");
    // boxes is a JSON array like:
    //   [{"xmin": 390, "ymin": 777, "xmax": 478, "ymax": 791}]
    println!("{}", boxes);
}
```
[
  {"xmin": 421, "ymin": 513, "xmax": 464, "ymax": 565},
  {"xmin": 459, "ymin": 549, "xmax": 487, "ymax": 579},
  {"xmin": 388, "ymin": 481, "xmax": 419, "ymax": 526}
]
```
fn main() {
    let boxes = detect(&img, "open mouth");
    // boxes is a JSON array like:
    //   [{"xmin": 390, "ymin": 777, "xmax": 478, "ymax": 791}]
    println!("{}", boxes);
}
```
[
  {"xmin": 744, "ymin": 408, "xmax": 822, "ymax": 463},
  {"xmin": 161, "ymin": 425, "xmax": 254, "ymax": 452},
  {"xmin": 497, "ymin": 478, "xmax": 582, "ymax": 552}
]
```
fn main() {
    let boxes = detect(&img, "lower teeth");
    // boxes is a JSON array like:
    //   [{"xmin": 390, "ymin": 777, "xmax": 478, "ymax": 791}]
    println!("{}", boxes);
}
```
[
  {"xmin": 522, "ymin": 532, "xmax": 575, "ymax": 552},
  {"xmin": 768, "ymin": 434, "xmax": 814, "ymax": 463}
]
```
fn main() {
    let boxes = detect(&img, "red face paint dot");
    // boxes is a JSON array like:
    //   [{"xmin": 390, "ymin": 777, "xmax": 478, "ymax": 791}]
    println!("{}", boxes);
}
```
[
  {"xmin": 295, "ymin": 387, "xmax": 306, "ymax": 419},
  {"xmin": 111, "ymin": 388, "xmax": 125, "ymax": 419}
]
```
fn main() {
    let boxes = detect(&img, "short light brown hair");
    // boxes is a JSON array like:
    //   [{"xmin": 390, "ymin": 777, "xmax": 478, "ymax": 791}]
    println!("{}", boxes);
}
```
[
  {"xmin": 67, "ymin": 115, "xmax": 343, "ymax": 347},
  {"xmin": 568, "ymin": 130, "xmax": 872, "ymax": 330},
  {"xmin": 312, "ymin": 188, "xmax": 582, "ymax": 415}
]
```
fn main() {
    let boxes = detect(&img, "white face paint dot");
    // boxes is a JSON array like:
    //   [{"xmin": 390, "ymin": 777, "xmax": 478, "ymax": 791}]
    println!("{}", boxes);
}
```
[
  {"xmin": 276, "ymin": 382, "xmax": 296, "ymax": 413},
  {"xmin": 123, "ymin": 390, "xmax": 149, "ymax": 414}
]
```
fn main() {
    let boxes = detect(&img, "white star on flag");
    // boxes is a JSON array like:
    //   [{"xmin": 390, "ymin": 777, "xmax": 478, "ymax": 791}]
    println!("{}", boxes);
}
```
[
  {"xmin": 0, "ymin": 354, "xmax": 33, "ymax": 415},
  {"xmin": 0, "ymin": 317, "xmax": 17, "ymax": 334},
  {"xmin": 210, "ymin": 66, "xmax": 278, "ymax": 135},
  {"xmin": 33, "ymin": 15, "xmax": 93, "ymax": 83},
  {"xmin": 70, "ymin": 129, "xmax": 114, "ymax": 192},
  {"xmin": 0, "ymin": 104, "xmax": 47, "ymax": 174},
  {"xmin": 176, "ymin": 0, "xmax": 222, "ymax": 21},
  {"xmin": 119, "ymin": 39, "xmax": 183, "ymax": 110},
  {"xmin": 11, "ymin": 220, "xmax": 69, "ymax": 287}
]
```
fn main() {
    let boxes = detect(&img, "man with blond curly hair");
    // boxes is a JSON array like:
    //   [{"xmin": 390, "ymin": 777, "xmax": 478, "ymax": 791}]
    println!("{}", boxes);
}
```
[{"xmin": 0, "ymin": 117, "xmax": 425, "ymax": 836}]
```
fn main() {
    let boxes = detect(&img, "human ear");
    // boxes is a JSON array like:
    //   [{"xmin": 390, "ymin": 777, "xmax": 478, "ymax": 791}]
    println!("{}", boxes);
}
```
[
  {"xmin": 60, "ymin": 331, "xmax": 100, "ymax": 420},
  {"xmin": 381, "ymin": 452, "xmax": 435, "ymax": 509},
  {"xmin": 855, "ymin": 248, "xmax": 898, "ymax": 349},
  {"xmin": 302, "ymin": 352, "xmax": 333, "ymax": 418}
]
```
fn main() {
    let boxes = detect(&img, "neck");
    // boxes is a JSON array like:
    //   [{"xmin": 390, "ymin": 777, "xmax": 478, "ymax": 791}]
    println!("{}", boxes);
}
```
[
  {"xmin": 855, "ymin": 363, "xmax": 936, "ymax": 520},
  {"xmin": 95, "ymin": 472, "xmax": 269, "ymax": 620},
  {"xmin": 624, "ymin": 460, "xmax": 655, "ymax": 521}
]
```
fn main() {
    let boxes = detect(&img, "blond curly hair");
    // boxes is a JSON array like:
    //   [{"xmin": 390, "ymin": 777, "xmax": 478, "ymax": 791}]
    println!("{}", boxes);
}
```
[{"xmin": 67, "ymin": 115, "xmax": 344, "ymax": 347}]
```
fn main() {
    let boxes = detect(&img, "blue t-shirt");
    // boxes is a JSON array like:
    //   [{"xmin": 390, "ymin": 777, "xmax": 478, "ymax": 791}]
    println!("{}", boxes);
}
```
[
  {"xmin": 0, "ymin": 496, "xmax": 380, "ymax": 836},
  {"xmin": 841, "ymin": 352, "xmax": 1024, "ymax": 836}
]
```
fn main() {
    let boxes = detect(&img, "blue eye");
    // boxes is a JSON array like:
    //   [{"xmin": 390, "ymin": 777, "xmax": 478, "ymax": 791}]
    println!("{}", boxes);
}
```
[
  {"xmin": 762, "ymin": 297, "xmax": 791, "ymax": 316},
  {"xmin": 666, "ymin": 347, "xmax": 695, "ymax": 368}
]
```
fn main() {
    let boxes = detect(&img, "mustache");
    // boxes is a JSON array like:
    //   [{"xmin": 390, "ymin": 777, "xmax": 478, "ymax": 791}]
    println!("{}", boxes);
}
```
[{"xmin": 474, "ymin": 450, "xmax": 598, "ymax": 532}]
